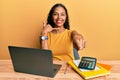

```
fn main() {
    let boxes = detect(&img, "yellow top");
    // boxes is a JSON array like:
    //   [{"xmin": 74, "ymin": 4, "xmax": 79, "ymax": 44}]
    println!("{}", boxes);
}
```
[{"xmin": 48, "ymin": 29, "xmax": 74, "ymax": 61}]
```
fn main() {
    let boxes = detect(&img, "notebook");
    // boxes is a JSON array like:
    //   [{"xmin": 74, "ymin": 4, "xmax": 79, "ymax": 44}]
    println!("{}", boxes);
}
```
[
  {"xmin": 68, "ymin": 60, "xmax": 111, "ymax": 80},
  {"xmin": 8, "ymin": 46, "xmax": 61, "ymax": 78}
]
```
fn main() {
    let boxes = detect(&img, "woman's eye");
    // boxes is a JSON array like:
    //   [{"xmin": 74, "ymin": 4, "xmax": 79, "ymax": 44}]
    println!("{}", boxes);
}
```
[
  {"xmin": 53, "ymin": 13, "xmax": 58, "ymax": 16},
  {"xmin": 61, "ymin": 13, "xmax": 65, "ymax": 16}
]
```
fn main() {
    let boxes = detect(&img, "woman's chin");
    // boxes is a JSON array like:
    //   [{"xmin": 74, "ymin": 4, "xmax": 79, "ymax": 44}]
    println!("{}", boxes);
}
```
[{"xmin": 55, "ymin": 24, "xmax": 64, "ymax": 27}]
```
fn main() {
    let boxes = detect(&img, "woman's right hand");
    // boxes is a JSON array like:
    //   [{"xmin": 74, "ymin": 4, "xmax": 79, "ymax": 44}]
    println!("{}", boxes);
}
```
[{"xmin": 41, "ymin": 22, "xmax": 59, "ymax": 36}]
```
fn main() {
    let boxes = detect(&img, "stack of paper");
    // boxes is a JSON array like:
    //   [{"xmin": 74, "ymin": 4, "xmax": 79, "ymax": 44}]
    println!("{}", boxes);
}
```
[{"xmin": 68, "ymin": 60, "xmax": 112, "ymax": 80}]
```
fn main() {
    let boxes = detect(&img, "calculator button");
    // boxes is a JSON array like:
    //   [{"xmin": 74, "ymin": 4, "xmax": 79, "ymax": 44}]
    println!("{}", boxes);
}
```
[
  {"xmin": 88, "ymin": 65, "xmax": 91, "ymax": 69},
  {"xmin": 85, "ymin": 62, "xmax": 89, "ymax": 68},
  {"xmin": 82, "ymin": 61, "xmax": 86, "ymax": 68},
  {"xmin": 91, "ymin": 62, "xmax": 95, "ymax": 68}
]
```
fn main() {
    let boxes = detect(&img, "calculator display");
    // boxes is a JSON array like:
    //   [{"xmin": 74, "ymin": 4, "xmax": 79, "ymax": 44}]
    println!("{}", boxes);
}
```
[{"xmin": 78, "ymin": 57, "xmax": 97, "ymax": 70}]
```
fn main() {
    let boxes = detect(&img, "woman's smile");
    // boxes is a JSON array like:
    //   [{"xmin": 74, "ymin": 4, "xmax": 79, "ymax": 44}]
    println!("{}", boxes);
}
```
[{"xmin": 56, "ymin": 19, "xmax": 63, "ymax": 24}]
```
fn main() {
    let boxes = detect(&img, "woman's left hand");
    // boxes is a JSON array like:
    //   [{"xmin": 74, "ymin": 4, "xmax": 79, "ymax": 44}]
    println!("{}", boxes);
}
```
[{"xmin": 73, "ymin": 35, "xmax": 86, "ymax": 51}]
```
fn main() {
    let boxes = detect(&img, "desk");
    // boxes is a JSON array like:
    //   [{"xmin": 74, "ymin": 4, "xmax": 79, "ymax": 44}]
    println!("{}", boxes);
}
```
[{"xmin": 0, "ymin": 60, "xmax": 120, "ymax": 80}]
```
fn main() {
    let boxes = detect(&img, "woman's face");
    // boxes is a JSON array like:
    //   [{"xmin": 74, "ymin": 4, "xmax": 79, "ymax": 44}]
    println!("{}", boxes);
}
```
[{"xmin": 52, "ymin": 6, "xmax": 66, "ymax": 28}]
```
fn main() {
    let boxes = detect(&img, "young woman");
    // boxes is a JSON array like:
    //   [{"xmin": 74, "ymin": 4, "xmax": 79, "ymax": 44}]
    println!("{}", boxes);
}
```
[{"xmin": 40, "ymin": 3, "xmax": 86, "ymax": 61}]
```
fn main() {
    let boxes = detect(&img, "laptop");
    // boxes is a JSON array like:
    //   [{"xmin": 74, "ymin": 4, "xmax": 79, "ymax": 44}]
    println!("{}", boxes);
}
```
[{"xmin": 8, "ymin": 46, "xmax": 61, "ymax": 78}]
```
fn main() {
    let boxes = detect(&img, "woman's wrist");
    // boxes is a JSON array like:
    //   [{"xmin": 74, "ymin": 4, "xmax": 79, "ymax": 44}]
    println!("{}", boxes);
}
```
[{"xmin": 41, "ymin": 30, "xmax": 48, "ymax": 36}]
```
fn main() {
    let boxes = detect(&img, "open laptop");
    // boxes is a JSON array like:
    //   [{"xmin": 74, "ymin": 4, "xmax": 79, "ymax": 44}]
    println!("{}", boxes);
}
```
[{"xmin": 8, "ymin": 46, "xmax": 61, "ymax": 78}]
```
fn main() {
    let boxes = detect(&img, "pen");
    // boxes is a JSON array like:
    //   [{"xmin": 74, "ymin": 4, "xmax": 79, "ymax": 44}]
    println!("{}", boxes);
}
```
[{"xmin": 64, "ymin": 65, "xmax": 68, "ymax": 74}]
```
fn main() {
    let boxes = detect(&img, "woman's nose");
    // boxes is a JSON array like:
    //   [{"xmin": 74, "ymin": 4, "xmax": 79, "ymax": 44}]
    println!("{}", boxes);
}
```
[{"xmin": 57, "ymin": 14, "xmax": 61, "ymax": 19}]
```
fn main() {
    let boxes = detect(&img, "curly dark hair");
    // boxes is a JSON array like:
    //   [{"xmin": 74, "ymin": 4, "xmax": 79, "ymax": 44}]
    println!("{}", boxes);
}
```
[{"xmin": 47, "ymin": 3, "xmax": 70, "ymax": 30}]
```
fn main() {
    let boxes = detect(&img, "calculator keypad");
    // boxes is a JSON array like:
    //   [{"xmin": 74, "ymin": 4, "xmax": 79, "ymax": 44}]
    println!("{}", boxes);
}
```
[{"xmin": 78, "ymin": 57, "xmax": 97, "ymax": 70}]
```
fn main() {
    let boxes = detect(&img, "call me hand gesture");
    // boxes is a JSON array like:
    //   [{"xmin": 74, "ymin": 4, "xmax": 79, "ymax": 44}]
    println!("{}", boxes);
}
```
[{"xmin": 41, "ymin": 22, "xmax": 60, "ymax": 36}]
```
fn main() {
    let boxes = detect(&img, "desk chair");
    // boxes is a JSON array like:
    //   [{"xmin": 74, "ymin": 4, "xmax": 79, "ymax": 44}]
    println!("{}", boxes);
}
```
[{"xmin": 73, "ymin": 48, "xmax": 80, "ymax": 60}]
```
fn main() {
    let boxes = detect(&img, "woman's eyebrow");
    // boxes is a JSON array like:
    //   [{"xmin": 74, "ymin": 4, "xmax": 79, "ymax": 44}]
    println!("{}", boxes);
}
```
[{"xmin": 53, "ymin": 12, "xmax": 66, "ymax": 14}]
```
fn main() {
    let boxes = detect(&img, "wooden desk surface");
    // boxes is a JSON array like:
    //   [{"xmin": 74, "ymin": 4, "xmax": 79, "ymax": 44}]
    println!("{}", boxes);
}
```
[{"xmin": 0, "ymin": 60, "xmax": 120, "ymax": 80}]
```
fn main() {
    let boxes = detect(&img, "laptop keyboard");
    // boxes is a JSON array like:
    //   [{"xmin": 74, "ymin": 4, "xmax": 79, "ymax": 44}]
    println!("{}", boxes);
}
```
[{"xmin": 53, "ymin": 68, "xmax": 57, "ymax": 72}]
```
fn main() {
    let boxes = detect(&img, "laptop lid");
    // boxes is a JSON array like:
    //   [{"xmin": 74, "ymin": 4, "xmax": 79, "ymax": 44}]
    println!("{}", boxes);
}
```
[{"xmin": 8, "ymin": 46, "xmax": 61, "ymax": 77}]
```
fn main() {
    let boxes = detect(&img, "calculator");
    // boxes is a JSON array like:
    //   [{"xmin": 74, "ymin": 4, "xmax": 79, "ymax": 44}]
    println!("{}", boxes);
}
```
[{"xmin": 78, "ymin": 56, "xmax": 97, "ymax": 70}]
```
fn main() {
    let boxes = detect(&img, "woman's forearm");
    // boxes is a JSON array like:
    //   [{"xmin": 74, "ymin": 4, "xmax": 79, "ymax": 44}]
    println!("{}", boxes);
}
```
[
  {"xmin": 71, "ymin": 30, "xmax": 83, "ymax": 41},
  {"xmin": 40, "ymin": 31, "xmax": 49, "ymax": 49},
  {"xmin": 41, "ymin": 40, "xmax": 49, "ymax": 49},
  {"xmin": 71, "ymin": 30, "xmax": 85, "ymax": 50}
]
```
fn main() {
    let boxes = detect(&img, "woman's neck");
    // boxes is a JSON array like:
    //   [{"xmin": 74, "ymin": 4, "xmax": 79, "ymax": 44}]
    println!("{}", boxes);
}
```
[{"xmin": 52, "ymin": 27, "xmax": 65, "ymax": 34}]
